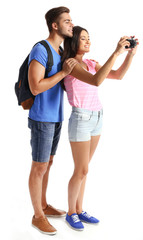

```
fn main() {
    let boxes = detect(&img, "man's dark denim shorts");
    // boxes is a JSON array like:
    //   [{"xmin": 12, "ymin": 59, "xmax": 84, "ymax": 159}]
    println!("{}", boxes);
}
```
[{"xmin": 28, "ymin": 118, "xmax": 62, "ymax": 162}]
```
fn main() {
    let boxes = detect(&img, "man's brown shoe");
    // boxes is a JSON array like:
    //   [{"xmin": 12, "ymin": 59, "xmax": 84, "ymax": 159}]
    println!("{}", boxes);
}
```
[
  {"xmin": 43, "ymin": 204, "xmax": 66, "ymax": 217},
  {"xmin": 32, "ymin": 215, "xmax": 57, "ymax": 235}
]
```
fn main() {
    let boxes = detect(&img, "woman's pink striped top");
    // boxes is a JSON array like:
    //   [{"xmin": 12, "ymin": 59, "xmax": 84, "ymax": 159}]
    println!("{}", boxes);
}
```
[{"xmin": 64, "ymin": 59, "xmax": 102, "ymax": 111}]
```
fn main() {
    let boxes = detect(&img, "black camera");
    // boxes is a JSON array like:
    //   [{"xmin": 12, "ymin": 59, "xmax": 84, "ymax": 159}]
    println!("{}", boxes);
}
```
[{"xmin": 125, "ymin": 37, "xmax": 137, "ymax": 49}]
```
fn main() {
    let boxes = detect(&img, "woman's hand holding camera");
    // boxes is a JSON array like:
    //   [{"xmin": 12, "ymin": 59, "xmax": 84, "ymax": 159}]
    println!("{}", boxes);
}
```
[{"xmin": 114, "ymin": 36, "xmax": 139, "ymax": 56}]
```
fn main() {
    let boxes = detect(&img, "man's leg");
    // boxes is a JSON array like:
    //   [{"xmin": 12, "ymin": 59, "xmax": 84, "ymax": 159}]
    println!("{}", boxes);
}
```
[
  {"xmin": 29, "ymin": 160, "xmax": 57, "ymax": 235},
  {"xmin": 42, "ymin": 155, "xmax": 54, "ymax": 209},
  {"xmin": 29, "ymin": 161, "xmax": 49, "ymax": 218},
  {"xmin": 41, "ymin": 122, "xmax": 66, "ymax": 217},
  {"xmin": 28, "ymin": 119, "xmax": 57, "ymax": 234}
]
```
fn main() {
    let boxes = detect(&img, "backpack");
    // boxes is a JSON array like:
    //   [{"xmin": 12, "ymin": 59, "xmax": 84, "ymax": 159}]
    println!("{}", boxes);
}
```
[{"xmin": 15, "ymin": 40, "xmax": 54, "ymax": 110}]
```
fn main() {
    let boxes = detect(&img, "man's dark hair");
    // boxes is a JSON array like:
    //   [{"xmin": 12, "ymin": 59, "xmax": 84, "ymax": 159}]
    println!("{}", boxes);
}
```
[{"xmin": 45, "ymin": 6, "xmax": 70, "ymax": 33}]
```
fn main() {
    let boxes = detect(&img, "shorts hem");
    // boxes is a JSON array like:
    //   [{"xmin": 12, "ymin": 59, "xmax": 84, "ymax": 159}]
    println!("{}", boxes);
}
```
[
  {"xmin": 32, "ymin": 158, "xmax": 50, "ymax": 163},
  {"xmin": 32, "ymin": 153, "xmax": 56, "ymax": 162},
  {"xmin": 50, "ymin": 152, "xmax": 56, "ymax": 156},
  {"xmin": 91, "ymin": 132, "xmax": 102, "ymax": 137},
  {"xmin": 69, "ymin": 138, "xmax": 91, "ymax": 142}
]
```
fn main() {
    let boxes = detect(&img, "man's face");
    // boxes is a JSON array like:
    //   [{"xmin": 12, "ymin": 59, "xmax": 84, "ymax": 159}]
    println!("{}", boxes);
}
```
[{"xmin": 56, "ymin": 13, "xmax": 74, "ymax": 38}]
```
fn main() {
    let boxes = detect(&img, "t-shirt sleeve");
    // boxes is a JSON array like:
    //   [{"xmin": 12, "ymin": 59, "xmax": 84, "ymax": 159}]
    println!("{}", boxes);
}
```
[
  {"xmin": 28, "ymin": 43, "xmax": 48, "ymax": 68},
  {"xmin": 89, "ymin": 59, "xmax": 99, "ymax": 68}
]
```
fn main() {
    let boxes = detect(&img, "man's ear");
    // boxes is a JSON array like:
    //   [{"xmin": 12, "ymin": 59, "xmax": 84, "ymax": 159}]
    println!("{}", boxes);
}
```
[{"xmin": 52, "ymin": 22, "xmax": 58, "ymax": 31}]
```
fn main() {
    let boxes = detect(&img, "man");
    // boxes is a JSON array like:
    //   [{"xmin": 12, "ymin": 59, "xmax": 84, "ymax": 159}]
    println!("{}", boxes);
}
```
[{"xmin": 28, "ymin": 7, "xmax": 77, "ymax": 235}]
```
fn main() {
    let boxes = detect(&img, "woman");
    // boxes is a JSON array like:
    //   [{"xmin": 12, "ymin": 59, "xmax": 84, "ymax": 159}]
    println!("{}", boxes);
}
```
[{"xmin": 62, "ymin": 26, "xmax": 138, "ymax": 231}]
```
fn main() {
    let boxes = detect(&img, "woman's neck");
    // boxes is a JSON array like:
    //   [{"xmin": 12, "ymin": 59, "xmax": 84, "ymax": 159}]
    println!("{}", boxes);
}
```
[
  {"xmin": 75, "ymin": 53, "xmax": 88, "ymax": 70},
  {"xmin": 75, "ymin": 54, "xmax": 84, "ymax": 63}
]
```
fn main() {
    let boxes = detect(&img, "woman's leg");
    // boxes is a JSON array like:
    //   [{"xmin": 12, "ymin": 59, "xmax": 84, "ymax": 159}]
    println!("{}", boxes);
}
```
[
  {"xmin": 76, "ymin": 135, "xmax": 101, "ymax": 214},
  {"xmin": 68, "ymin": 141, "xmax": 90, "ymax": 215}
]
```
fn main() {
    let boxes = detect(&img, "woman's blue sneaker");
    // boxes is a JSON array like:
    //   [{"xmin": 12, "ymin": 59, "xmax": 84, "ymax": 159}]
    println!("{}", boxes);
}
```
[
  {"xmin": 78, "ymin": 211, "xmax": 99, "ymax": 224},
  {"xmin": 66, "ymin": 213, "xmax": 84, "ymax": 231}
]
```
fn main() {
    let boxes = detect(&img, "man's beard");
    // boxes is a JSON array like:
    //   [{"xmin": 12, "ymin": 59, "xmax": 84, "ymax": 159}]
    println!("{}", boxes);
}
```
[{"xmin": 57, "ymin": 27, "xmax": 73, "ymax": 38}]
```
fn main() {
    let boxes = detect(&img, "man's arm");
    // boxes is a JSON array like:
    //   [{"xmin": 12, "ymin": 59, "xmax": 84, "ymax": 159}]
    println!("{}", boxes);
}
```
[{"xmin": 28, "ymin": 58, "xmax": 77, "ymax": 96}]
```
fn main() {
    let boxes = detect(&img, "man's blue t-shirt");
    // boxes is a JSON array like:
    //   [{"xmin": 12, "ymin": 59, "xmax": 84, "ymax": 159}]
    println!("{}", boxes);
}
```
[{"xmin": 28, "ymin": 40, "xmax": 64, "ymax": 122}]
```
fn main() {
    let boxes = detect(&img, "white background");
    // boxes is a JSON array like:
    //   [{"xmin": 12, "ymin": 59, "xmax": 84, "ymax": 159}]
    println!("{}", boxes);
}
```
[{"xmin": 0, "ymin": 0, "xmax": 143, "ymax": 239}]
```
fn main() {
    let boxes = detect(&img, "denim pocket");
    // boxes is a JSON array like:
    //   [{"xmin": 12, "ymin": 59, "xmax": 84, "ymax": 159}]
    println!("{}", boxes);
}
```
[
  {"xmin": 72, "ymin": 112, "xmax": 91, "ymax": 121},
  {"xmin": 28, "ymin": 118, "xmax": 33, "ymax": 129},
  {"xmin": 100, "ymin": 109, "xmax": 103, "ymax": 115}
]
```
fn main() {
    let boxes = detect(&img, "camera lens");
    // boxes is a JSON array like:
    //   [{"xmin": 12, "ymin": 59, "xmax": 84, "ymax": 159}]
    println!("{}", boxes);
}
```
[{"xmin": 125, "ymin": 38, "xmax": 137, "ymax": 49}]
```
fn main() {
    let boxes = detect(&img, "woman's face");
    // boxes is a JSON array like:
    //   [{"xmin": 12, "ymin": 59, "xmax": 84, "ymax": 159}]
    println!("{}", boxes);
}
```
[{"xmin": 77, "ymin": 30, "xmax": 91, "ymax": 54}]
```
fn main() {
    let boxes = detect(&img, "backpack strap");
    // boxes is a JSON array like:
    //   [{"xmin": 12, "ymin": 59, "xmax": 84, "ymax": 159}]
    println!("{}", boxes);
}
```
[
  {"xmin": 33, "ymin": 41, "xmax": 62, "ymax": 77},
  {"xmin": 39, "ymin": 40, "xmax": 53, "ymax": 75},
  {"xmin": 33, "ymin": 40, "xmax": 53, "ymax": 77},
  {"xmin": 59, "ymin": 46, "xmax": 63, "ymax": 53}
]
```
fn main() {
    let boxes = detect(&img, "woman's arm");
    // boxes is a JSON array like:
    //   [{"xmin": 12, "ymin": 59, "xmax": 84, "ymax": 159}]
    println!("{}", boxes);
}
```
[
  {"xmin": 95, "ymin": 38, "xmax": 138, "ymax": 80},
  {"xmin": 70, "ymin": 37, "xmax": 133, "ymax": 86},
  {"xmin": 70, "ymin": 52, "xmax": 119, "ymax": 86}
]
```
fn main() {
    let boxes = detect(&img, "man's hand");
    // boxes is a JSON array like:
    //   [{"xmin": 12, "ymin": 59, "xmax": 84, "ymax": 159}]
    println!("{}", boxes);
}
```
[{"xmin": 62, "ymin": 58, "xmax": 78, "ymax": 75}]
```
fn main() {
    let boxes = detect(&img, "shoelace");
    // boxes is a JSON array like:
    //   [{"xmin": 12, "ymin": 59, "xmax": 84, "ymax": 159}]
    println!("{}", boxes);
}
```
[
  {"xmin": 82, "ymin": 211, "xmax": 91, "ymax": 219},
  {"xmin": 72, "ymin": 214, "xmax": 80, "ymax": 223}
]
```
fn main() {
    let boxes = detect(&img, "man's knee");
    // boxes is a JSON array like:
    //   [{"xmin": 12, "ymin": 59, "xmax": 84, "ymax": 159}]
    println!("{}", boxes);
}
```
[
  {"xmin": 48, "ymin": 155, "xmax": 54, "ymax": 168},
  {"xmin": 31, "ymin": 161, "xmax": 48, "ymax": 178}
]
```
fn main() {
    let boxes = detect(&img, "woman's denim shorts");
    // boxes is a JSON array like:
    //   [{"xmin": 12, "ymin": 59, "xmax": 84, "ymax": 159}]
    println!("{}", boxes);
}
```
[
  {"xmin": 68, "ymin": 107, "xmax": 103, "ymax": 142},
  {"xmin": 28, "ymin": 118, "xmax": 62, "ymax": 162}
]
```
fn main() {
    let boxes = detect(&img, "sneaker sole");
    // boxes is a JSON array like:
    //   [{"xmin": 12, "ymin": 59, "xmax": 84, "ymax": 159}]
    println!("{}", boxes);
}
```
[
  {"xmin": 65, "ymin": 219, "xmax": 84, "ymax": 231},
  {"xmin": 32, "ymin": 224, "xmax": 57, "ymax": 235},
  {"xmin": 80, "ymin": 220, "xmax": 100, "ymax": 224}
]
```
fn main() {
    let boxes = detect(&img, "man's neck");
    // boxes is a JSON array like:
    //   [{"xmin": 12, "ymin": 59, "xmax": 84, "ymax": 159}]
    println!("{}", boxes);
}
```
[{"xmin": 46, "ymin": 32, "xmax": 64, "ymax": 54}]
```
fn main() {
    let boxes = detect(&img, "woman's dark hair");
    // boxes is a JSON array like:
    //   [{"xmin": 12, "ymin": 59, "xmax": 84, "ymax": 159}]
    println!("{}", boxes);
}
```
[
  {"xmin": 45, "ymin": 6, "xmax": 70, "ymax": 33},
  {"xmin": 61, "ymin": 26, "xmax": 88, "ymax": 64},
  {"xmin": 61, "ymin": 26, "xmax": 88, "ymax": 90}
]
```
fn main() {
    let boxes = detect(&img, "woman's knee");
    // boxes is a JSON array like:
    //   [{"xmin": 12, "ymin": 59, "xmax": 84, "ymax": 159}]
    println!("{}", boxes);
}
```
[
  {"xmin": 81, "ymin": 167, "xmax": 88, "ymax": 178},
  {"xmin": 75, "ymin": 167, "xmax": 88, "ymax": 179}
]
